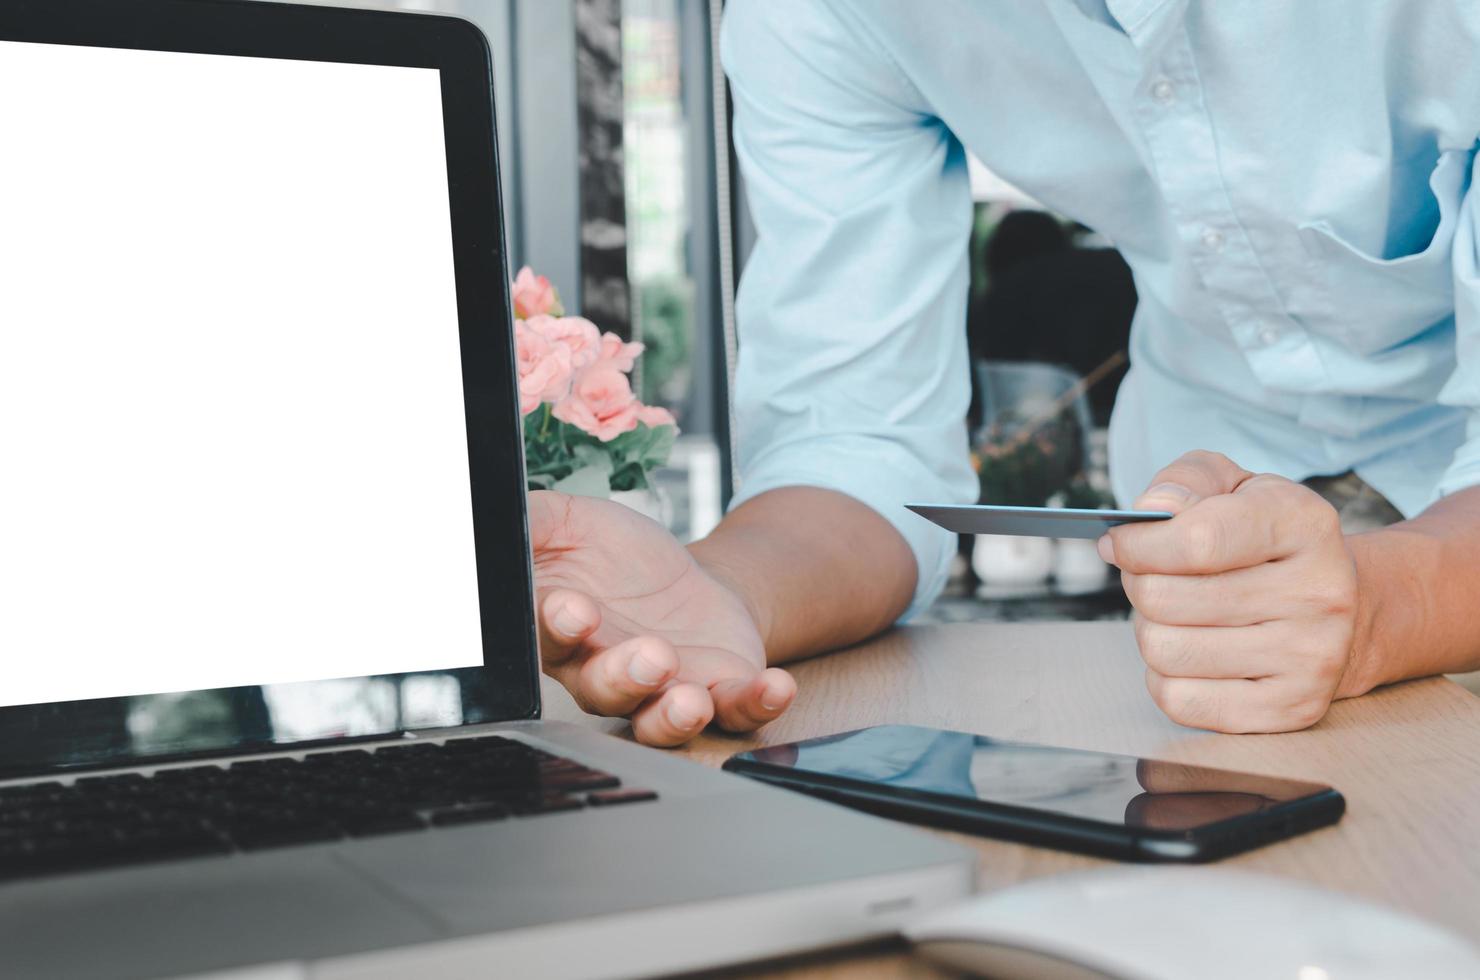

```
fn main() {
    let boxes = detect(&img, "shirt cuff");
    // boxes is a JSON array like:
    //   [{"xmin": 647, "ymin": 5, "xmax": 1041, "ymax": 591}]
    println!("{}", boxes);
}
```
[{"xmin": 1434, "ymin": 411, "xmax": 1480, "ymax": 501}]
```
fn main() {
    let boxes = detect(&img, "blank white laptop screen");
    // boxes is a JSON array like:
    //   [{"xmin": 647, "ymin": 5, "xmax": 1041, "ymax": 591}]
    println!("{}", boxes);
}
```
[{"xmin": 0, "ymin": 40, "xmax": 484, "ymax": 708}]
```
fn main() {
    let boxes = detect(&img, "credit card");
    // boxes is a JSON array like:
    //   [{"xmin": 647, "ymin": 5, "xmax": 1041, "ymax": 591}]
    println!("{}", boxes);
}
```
[{"xmin": 906, "ymin": 503, "xmax": 1173, "ymax": 540}]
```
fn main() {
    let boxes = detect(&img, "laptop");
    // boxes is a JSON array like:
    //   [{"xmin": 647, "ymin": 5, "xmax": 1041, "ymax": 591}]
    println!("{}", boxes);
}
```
[{"xmin": 0, "ymin": 0, "xmax": 974, "ymax": 976}]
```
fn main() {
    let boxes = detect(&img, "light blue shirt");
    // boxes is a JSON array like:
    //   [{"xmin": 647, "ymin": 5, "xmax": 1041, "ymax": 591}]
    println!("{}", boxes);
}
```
[{"xmin": 720, "ymin": 0, "xmax": 1480, "ymax": 616}]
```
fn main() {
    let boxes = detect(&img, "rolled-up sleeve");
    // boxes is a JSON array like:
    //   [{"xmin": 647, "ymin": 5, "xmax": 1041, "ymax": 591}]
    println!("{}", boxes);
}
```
[
  {"xmin": 720, "ymin": 0, "xmax": 978, "ymax": 618},
  {"xmin": 1437, "ymin": 152, "xmax": 1480, "ymax": 500}
]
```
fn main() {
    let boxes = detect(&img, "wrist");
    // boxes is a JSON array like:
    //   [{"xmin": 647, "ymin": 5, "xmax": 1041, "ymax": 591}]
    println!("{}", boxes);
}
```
[
  {"xmin": 687, "ymin": 539, "xmax": 775, "ymax": 654},
  {"xmin": 1341, "ymin": 526, "xmax": 1439, "ymax": 697},
  {"xmin": 1341, "ymin": 533, "xmax": 1387, "ymax": 697}
]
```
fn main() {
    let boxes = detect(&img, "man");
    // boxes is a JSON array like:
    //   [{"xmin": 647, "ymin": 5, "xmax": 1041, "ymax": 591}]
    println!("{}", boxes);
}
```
[{"xmin": 534, "ymin": 0, "xmax": 1480, "ymax": 746}]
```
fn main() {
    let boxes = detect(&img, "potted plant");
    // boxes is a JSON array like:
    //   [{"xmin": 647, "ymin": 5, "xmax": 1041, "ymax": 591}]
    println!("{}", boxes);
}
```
[
  {"xmin": 970, "ymin": 361, "xmax": 1108, "ymax": 592},
  {"xmin": 511, "ymin": 266, "xmax": 678, "ymax": 522}
]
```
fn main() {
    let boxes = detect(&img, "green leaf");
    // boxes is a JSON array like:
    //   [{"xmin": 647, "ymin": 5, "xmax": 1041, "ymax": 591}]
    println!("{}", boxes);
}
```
[
  {"xmin": 605, "ymin": 425, "xmax": 654, "ymax": 458},
  {"xmin": 591, "ymin": 423, "xmax": 674, "ymax": 493},
  {"xmin": 523, "ymin": 408, "xmax": 676, "ymax": 498},
  {"xmin": 609, "ymin": 461, "xmax": 649, "ymax": 493},
  {"xmin": 560, "ymin": 422, "xmax": 603, "ymax": 451},
  {"xmin": 636, "ymin": 423, "xmax": 675, "ymax": 467},
  {"xmin": 610, "ymin": 423, "xmax": 674, "ymax": 465}
]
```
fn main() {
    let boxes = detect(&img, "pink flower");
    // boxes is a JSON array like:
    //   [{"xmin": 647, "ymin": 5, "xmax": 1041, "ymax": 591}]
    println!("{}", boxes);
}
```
[
  {"xmin": 528, "ymin": 315, "xmax": 603, "ymax": 369},
  {"xmin": 552, "ymin": 365, "xmax": 641, "ymax": 441},
  {"xmin": 596, "ymin": 332, "xmax": 645, "ymax": 373},
  {"xmin": 636, "ymin": 404, "xmax": 677, "ymax": 429},
  {"xmin": 514, "ymin": 320, "xmax": 573, "ymax": 416},
  {"xmin": 511, "ymin": 266, "xmax": 561, "ymax": 319}
]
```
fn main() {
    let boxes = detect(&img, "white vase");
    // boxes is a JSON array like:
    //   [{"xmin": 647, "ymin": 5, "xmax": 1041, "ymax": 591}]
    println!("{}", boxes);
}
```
[
  {"xmin": 1053, "ymin": 538, "xmax": 1111, "ymax": 594},
  {"xmin": 610, "ymin": 486, "xmax": 670, "ymax": 526},
  {"xmin": 972, "ymin": 534, "xmax": 1054, "ymax": 587}
]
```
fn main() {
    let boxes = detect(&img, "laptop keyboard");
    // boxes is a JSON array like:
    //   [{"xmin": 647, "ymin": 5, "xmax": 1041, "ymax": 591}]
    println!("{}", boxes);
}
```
[{"xmin": 0, "ymin": 735, "xmax": 657, "ymax": 882}]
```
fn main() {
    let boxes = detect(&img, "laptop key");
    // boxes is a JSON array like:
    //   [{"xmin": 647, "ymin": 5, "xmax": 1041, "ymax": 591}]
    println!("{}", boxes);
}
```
[
  {"xmin": 541, "ymin": 772, "xmax": 621, "ymax": 792},
  {"xmin": 0, "ymin": 781, "xmax": 63, "ymax": 800},
  {"xmin": 73, "ymin": 773, "xmax": 149, "ymax": 791},
  {"xmin": 302, "ymin": 750, "xmax": 373, "ymax": 766},
  {"xmin": 587, "ymin": 789, "xmax": 659, "ymax": 807},
  {"xmin": 152, "ymin": 766, "xmax": 226, "ymax": 782},
  {"xmin": 342, "ymin": 812, "xmax": 427, "ymax": 837},
  {"xmin": 128, "ymin": 837, "xmax": 234, "ymax": 862},
  {"xmin": 374, "ymin": 744, "xmax": 439, "ymax": 758},
  {"xmin": 109, "ymin": 826, "xmax": 231, "ymax": 861},
  {"xmin": 429, "ymin": 804, "xmax": 509, "ymax": 826},
  {"xmin": 231, "ymin": 758, "xmax": 299, "ymax": 774},
  {"xmin": 511, "ymin": 795, "xmax": 586, "ymax": 816},
  {"xmin": 0, "ymin": 843, "xmax": 86, "ymax": 879},
  {"xmin": 454, "ymin": 783, "xmax": 533, "ymax": 806},
  {"xmin": 233, "ymin": 823, "xmax": 344, "ymax": 850}
]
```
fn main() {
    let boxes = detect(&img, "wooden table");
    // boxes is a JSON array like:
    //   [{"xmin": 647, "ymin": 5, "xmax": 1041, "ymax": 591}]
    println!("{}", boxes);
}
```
[{"xmin": 541, "ymin": 622, "xmax": 1480, "ymax": 978}]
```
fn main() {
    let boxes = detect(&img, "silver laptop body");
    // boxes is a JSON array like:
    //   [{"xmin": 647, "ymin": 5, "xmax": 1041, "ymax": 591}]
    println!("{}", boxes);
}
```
[
  {"xmin": 0, "ymin": 1, "xmax": 974, "ymax": 977},
  {"xmin": 1, "ymin": 719, "xmax": 973, "ymax": 980}
]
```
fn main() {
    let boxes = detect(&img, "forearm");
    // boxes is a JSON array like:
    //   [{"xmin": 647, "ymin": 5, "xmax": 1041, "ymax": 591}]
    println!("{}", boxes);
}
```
[
  {"xmin": 688, "ymin": 486, "xmax": 917, "ymax": 664},
  {"xmin": 1345, "ymin": 485, "xmax": 1480, "ymax": 694}
]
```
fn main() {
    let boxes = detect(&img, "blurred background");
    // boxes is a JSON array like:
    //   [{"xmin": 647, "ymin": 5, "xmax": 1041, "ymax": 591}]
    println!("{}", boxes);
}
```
[{"xmin": 288, "ymin": 0, "xmax": 1138, "ymax": 623}]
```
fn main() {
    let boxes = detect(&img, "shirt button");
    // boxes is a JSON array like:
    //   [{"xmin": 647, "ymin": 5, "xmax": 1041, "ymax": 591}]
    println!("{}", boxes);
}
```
[
  {"xmin": 1150, "ymin": 77, "xmax": 1175, "ymax": 104},
  {"xmin": 1258, "ymin": 325, "xmax": 1282, "ymax": 347},
  {"xmin": 1201, "ymin": 228, "xmax": 1225, "ymax": 252}
]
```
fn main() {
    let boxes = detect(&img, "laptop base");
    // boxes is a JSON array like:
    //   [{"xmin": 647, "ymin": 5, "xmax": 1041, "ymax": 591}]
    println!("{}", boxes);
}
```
[{"xmin": 0, "ymin": 722, "xmax": 974, "ymax": 980}]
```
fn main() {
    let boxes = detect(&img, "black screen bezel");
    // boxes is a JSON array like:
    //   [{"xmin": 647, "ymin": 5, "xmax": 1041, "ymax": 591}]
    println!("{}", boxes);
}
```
[{"xmin": 0, "ymin": 0, "xmax": 540, "ymax": 777}]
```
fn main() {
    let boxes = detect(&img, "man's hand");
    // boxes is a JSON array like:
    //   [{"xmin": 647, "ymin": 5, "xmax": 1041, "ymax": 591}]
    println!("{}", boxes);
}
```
[
  {"xmin": 1100, "ymin": 451, "xmax": 1361, "ymax": 732},
  {"xmin": 529, "ymin": 490, "xmax": 796, "ymax": 747}
]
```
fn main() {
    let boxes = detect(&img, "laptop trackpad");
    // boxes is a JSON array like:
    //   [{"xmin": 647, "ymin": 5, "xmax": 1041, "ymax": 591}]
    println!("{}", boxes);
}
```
[
  {"xmin": 337, "ymin": 793, "xmax": 904, "ymax": 936},
  {"xmin": 0, "ymin": 850, "xmax": 442, "ymax": 979}
]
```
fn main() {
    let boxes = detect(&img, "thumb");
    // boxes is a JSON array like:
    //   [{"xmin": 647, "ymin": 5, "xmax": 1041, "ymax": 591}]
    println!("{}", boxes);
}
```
[
  {"xmin": 1101, "ymin": 451, "xmax": 1252, "ymax": 568},
  {"xmin": 536, "ymin": 587, "xmax": 600, "ymax": 669},
  {"xmin": 1132, "ymin": 450, "xmax": 1253, "ymax": 515}
]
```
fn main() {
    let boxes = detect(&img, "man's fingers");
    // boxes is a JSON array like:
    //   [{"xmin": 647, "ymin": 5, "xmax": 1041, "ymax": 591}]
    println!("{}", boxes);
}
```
[
  {"xmin": 1145, "ymin": 669, "xmax": 1331, "ymax": 733},
  {"xmin": 1120, "ymin": 540, "xmax": 1352, "ymax": 627},
  {"xmin": 536, "ymin": 588, "xmax": 601, "ymax": 668},
  {"xmin": 570, "ymin": 635, "xmax": 679, "ymax": 716},
  {"xmin": 1099, "ymin": 451, "xmax": 1256, "ymax": 568},
  {"xmin": 1132, "ymin": 450, "xmax": 1253, "ymax": 513},
  {"xmin": 1145, "ymin": 670, "xmax": 1263, "ymax": 732},
  {"xmin": 629, "ymin": 682, "xmax": 715, "ymax": 747},
  {"xmin": 1134, "ymin": 615, "xmax": 1288, "ymax": 678},
  {"xmin": 1119, "ymin": 564, "xmax": 1278, "ymax": 626},
  {"xmin": 709, "ymin": 668, "xmax": 798, "ymax": 733},
  {"xmin": 1109, "ymin": 477, "xmax": 1326, "ymax": 575},
  {"xmin": 1108, "ymin": 493, "xmax": 1266, "ymax": 575}
]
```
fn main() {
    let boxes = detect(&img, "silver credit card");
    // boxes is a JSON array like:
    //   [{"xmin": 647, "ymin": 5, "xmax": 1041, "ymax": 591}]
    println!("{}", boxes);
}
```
[{"xmin": 906, "ymin": 503, "xmax": 1173, "ymax": 540}]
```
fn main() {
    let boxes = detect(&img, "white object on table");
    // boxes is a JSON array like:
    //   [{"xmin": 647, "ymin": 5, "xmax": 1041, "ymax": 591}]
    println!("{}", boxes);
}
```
[
  {"xmin": 905, "ymin": 866, "xmax": 1480, "ymax": 980},
  {"xmin": 1052, "ymin": 538, "xmax": 1111, "ymax": 593},
  {"xmin": 972, "ymin": 534, "xmax": 1054, "ymax": 587}
]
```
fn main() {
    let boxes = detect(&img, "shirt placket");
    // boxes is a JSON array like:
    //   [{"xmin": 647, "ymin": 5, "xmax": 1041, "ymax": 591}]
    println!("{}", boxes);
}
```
[{"xmin": 1113, "ymin": 2, "xmax": 1329, "ymax": 398}]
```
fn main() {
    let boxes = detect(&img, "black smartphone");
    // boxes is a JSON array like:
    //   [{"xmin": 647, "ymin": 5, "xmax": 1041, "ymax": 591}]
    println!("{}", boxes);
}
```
[{"xmin": 723, "ymin": 725, "xmax": 1345, "ymax": 862}]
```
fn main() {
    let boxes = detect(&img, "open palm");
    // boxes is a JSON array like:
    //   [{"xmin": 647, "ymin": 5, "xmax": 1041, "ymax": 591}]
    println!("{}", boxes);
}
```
[{"xmin": 529, "ymin": 491, "xmax": 794, "ymax": 746}]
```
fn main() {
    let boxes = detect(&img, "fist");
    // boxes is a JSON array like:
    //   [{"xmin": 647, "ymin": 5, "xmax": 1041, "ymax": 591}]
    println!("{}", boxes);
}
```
[{"xmin": 1101, "ymin": 451, "xmax": 1360, "ymax": 732}]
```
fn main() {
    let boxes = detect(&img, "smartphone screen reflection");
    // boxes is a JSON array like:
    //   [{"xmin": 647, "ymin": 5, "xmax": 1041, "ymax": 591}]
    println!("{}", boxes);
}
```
[{"xmin": 756, "ymin": 725, "xmax": 1327, "ymax": 832}]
